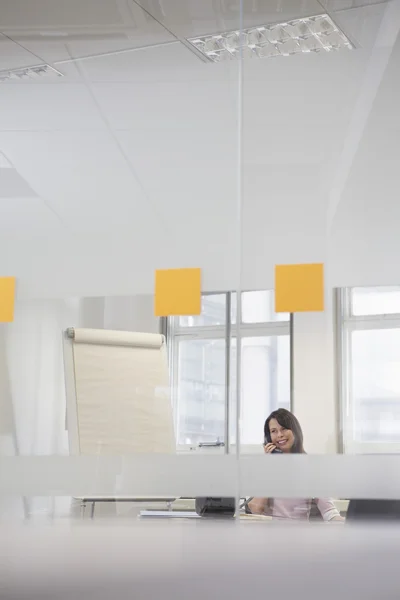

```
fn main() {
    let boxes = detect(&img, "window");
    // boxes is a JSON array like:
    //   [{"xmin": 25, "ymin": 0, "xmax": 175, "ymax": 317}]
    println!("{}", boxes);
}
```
[
  {"xmin": 168, "ymin": 291, "xmax": 291, "ymax": 450},
  {"xmin": 340, "ymin": 286, "xmax": 400, "ymax": 453}
]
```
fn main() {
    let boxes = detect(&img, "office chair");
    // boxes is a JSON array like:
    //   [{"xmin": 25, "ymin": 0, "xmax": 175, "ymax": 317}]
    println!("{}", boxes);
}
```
[{"xmin": 346, "ymin": 499, "xmax": 400, "ymax": 522}]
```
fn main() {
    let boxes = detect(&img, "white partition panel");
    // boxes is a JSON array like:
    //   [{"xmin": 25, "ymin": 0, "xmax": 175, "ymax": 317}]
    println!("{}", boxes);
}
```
[
  {"xmin": 2, "ymin": 455, "xmax": 400, "ymax": 500},
  {"xmin": 64, "ymin": 328, "xmax": 175, "ymax": 455}
]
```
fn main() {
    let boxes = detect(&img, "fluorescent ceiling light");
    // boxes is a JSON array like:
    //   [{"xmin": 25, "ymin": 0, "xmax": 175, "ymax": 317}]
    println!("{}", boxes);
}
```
[
  {"xmin": 188, "ymin": 14, "xmax": 353, "ymax": 62},
  {"xmin": 0, "ymin": 64, "xmax": 63, "ymax": 83},
  {"xmin": 0, "ymin": 152, "xmax": 12, "ymax": 169}
]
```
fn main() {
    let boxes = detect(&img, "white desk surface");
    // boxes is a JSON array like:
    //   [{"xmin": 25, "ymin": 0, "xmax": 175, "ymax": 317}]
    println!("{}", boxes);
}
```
[
  {"xmin": 139, "ymin": 511, "xmax": 273, "ymax": 521},
  {"xmin": 74, "ymin": 497, "xmax": 349, "ymax": 513},
  {"xmin": 74, "ymin": 496, "xmax": 176, "ymax": 501}
]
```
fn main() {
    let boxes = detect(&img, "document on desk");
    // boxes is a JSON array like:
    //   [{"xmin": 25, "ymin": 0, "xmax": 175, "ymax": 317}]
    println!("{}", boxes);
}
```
[{"xmin": 139, "ymin": 511, "xmax": 200, "ymax": 519}]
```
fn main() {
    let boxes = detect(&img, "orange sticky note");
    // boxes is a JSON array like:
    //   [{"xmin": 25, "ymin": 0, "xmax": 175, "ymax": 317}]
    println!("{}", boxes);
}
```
[
  {"xmin": 155, "ymin": 268, "xmax": 201, "ymax": 317},
  {"xmin": 275, "ymin": 264, "xmax": 324, "ymax": 313},
  {"xmin": 0, "ymin": 277, "xmax": 16, "ymax": 322}
]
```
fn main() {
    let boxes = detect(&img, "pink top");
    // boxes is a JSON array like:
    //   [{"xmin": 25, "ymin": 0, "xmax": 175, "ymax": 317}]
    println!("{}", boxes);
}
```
[{"xmin": 267, "ymin": 498, "xmax": 340, "ymax": 521}]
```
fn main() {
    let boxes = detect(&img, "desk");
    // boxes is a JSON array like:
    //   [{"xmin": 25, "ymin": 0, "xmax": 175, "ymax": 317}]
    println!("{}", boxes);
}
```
[
  {"xmin": 139, "ymin": 510, "xmax": 272, "ymax": 521},
  {"xmin": 76, "ymin": 497, "xmax": 176, "ymax": 519},
  {"xmin": 77, "ymin": 498, "xmax": 349, "ymax": 520}
]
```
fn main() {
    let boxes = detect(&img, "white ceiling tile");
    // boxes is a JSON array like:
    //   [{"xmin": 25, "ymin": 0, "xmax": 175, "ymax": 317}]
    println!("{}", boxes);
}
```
[
  {"xmin": 0, "ymin": 34, "xmax": 39, "ymax": 71},
  {"xmin": 243, "ymin": 52, "xmax": 368, "ymax": 166},
  {"xmin": 0, "ymin": 84, "xmax": 105, "ymax": 130},
  {"xmin": 0, "ymin": 0, "xmax": 397, "ymax": 298},
  {"xmin": 329, "ymin": 32, "xmax": 400, "ymax": 221},
  {"xmin": 0, "ymin": 131, "xmax": 168, "ymax": 236},
  {"xmin": 0, "ymin": 169, "xmax": 38, "ymax": 197},
  {"xmin": 333, "ymin": 3, "xmax": 389, "ymax": 48},
  {"xmin": 116, "ymin": 129, "xmax": 237, "ymax": 235},
  {"xmin": 75, "ymin": 42, "xmax": 217, "ymax": 83},
  {"xmin": 321, "ymin": 0, "xmax": 388, "ymax": 10},
  {"xmin": 0, "ymin": 0, "xmax": 131, "ymax": 29},
  {"xmin": 136, "ymin": 0, "xmax": 324, "ymax": 38},
  {"xmin": 91, "ymin": 79, "xmax": 238, "ymax": 130},
  {"xmin": 65, "ymin": 3, "xmax": 387, "ymax": 87},
  {"xmin": 5, "ymin": 30, "xmax": 175, "ymax": 65},
  {"xmin": 5, "ymin": 2, "xmax": 175, "ymax": 65},
  {"xmin": 0, "ymin": 197, "xmax": 64, "ymax": 232}
]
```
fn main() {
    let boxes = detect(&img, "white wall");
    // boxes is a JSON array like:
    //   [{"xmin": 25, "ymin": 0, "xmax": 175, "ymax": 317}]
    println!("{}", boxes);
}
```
[
  {"xmin": 292, "ymin": 305, "xmax": 338, "ymax": 455},
  {"xmin": 75, "ymin": 295, "xmax": 159, "ymax": 333},
  {"xmin": 103, "ymin": 295, "xmax": 159, "ymax": 334}
]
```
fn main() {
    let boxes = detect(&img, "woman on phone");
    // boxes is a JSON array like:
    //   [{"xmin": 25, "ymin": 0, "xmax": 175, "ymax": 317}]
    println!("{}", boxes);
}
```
[{"xmin": 247, "ymin": 408, "xmax": 343, "ymax": 522}]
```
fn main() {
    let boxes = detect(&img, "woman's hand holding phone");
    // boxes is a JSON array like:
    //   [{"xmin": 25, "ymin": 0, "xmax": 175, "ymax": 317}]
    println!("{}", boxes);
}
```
[{"xmin": 264, "ymin": 443, "xmax": 277, "ymax": 454}]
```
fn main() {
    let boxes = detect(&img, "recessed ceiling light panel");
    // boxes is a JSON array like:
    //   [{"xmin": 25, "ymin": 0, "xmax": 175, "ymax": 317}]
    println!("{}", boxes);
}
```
[
  {"xmin": 0, "ymin": 64, "xmax": 63, "ymax": 83},
  {"xmin": 188, "ymin": 14, "xmax": 353, "ymax": 62}
]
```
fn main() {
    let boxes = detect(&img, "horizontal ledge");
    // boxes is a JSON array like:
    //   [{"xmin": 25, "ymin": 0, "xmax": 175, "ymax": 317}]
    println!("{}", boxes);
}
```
[{"xmin": 1, "ymin": 455, "xmax": 400, "ymax": 499}]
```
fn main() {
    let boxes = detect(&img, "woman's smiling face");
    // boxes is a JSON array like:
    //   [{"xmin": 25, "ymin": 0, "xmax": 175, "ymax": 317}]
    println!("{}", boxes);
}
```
[{"xmin": 268, "ymin": 418, "xmax": 295, "ymax": 453}]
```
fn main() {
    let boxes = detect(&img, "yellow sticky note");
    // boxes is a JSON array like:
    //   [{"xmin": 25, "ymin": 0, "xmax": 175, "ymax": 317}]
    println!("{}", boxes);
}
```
[
  {"xmin": 0, "ymin": 277, "xmax": 16, "ymax": 322},
  {"xmin": 275, "ymin": 263, "xmax": 324, "ymax": 313},
  {"xmin": 155, "ymin": 268, "xmax": 201, "ymax": 317}
]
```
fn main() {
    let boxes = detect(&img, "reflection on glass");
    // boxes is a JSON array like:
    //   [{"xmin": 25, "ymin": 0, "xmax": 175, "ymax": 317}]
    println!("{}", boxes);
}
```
[
  {"xmin": 179, "ymin": 294, "xmax": 226, "ymax": 327},
  {"xmin": 231, "ymin": 290, "xmax": 289, "ymax": 324},
  {"xmin": 242, "ymin": 290, "xmax": 289, "ymax": 324},
  {"xmin": 176, "ymin": 339, "xmax": 225, "ymax": 446},
  {"xmin": 352, "ymin": 328, "xmax": 400, "ymax": 443},
  {"xmin": 230, "ymin": 335, "xmax": 290, "ymax": 445},
  {"xmin": 351, "ymin": 286, "xmax": 400, "ymax": 316},
  {"xmin": 178, "ymin": 290, "xmax": 289, "ymax": 326},
  {"xmin": 170, "ymin": 290, "xmax": 290, "ymax": 448}
]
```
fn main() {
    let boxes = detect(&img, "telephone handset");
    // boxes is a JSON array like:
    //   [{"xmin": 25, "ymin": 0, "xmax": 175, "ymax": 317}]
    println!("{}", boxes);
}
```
[{"xmin": 264, "ymin": 437, "xmax": 283, "ymax": 454}]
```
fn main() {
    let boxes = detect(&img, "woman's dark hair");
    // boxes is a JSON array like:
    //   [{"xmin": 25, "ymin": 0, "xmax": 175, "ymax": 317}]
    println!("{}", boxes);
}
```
[{"xmin": 264, "ymin": 408, "xmax": 305, "ymax": 454}]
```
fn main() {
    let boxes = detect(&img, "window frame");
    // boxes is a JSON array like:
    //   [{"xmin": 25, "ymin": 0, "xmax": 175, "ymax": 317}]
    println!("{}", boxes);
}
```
[
  {"xmin": 166, "ymin": 290, "xmax": 291, "ymax": 453},
  {"xmin": 339, "ymin": 287, "xmax": 400, "ymax": 454}
]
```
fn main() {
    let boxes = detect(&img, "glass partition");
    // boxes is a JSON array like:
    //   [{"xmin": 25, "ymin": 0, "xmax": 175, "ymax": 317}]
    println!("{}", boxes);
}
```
[
  {"xmin": 238, "ymin": 0, "xmax": 400, "ymax": 523},
  {"xmin": 2, "ymin": 0, "xmax": 400, "ymax": 529},
  {"xmin": 0, "ymin": 0, "xmax": 244, "ymax": 522}
]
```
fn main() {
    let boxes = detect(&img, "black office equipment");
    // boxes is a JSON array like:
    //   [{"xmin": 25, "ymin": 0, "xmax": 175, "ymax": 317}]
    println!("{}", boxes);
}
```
[
  {"xmin": 195, "ymin": 497, "xmax": 236, "ymax": 518},
  {"xmin": 346, "ymin": 499, "xmax": 400, "ymax": 522}
]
